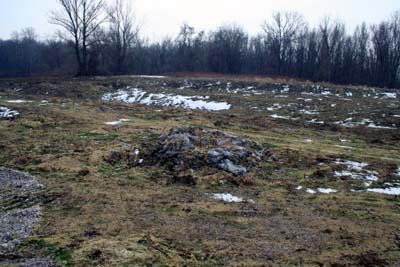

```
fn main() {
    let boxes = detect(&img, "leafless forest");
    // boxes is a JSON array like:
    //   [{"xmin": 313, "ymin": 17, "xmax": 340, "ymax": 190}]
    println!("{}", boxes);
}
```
[{"xmin": 1, "ymin": 0, "xmax": 400, "ymax": 88}]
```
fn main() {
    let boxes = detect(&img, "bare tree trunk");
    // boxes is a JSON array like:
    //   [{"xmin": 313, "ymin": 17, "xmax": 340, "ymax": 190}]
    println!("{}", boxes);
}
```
[{"xmin": 50, "ymin": 0, "xmax": 105, "ymax": 76}]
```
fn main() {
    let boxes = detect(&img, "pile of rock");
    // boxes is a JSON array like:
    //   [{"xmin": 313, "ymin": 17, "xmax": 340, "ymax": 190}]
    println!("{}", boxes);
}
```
[{"xmin": 152, "ymin": 127, "xmax": 266, "ymax": 177}]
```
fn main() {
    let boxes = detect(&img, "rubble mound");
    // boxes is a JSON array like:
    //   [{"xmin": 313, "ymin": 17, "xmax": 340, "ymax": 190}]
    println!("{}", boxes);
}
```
[{"xmin": 151, "ymin": 127, "xmax": 266, "ymax": 177}]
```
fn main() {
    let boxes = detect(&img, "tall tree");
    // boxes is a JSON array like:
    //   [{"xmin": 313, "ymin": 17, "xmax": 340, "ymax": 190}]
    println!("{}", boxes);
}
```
[
  {"xmin": 262, "ymin": 11, "xmax": 306, "ymax": 75},
  {"xmin": 50, "ymin": 0, "xmax": 105, "ymax": 76},
  {"xmin": 106, "ymin": 0, "xmax": 139, "ymax": 74}
]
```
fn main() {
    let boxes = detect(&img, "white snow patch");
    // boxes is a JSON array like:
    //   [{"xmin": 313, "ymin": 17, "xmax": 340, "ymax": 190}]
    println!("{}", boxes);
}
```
[
  {"xmin": 0, "ymin": 106, "xmax": 19, "ymax": 118},
  {"xmin": 299, "ymin": 109, "xmax": 319, "ymax": 115},
  {"xmin": 334, "ymin": 159, "xmax": 379, "ymax": 183},
  {"xmin": 345, "ymin": 92, "xmax": 353, "ymax": 97},
  {"xmin": 267, "ymin": 104, "xmax": 282, "ymax": 111},
  {"xmin": 367, "ymin": 188, "xmax": 400, "ymax": 195},
  {"xmin": 211, "ymin": 193, "xmax": 243, "ymax": 203},
  {"xmin": 104, "ymin": 119, "xmax": 130, "ymax": 125},
  {"xmin": 367, "ymin": 123, "xmax": 396, "ymax": 129},
  {"xmin": 6, "ymin": 100, "xmax": 32, "ymax": 103},
  {"xmin": 306, "ymin": 119, "xmax": 325, "ymax": 124},
  {"xmin": 334, "ymin": 145, "xmax": 354, "ymax": 150},
  {"xmin": 270, "ymin": 114, "xmax": 291, "ymax": 120},
  {"xmin": 335, "ymin": 159, "xmax": 368, "ymax": 171},
  {"xmin": 134, "ymin": 75, "xmax": 166, "ymax": 79},
  {"xmin": 102, "ymin": 88, "xmax": 231, "ymax": 111},
  {"xmin": 317, "ymin": 188, "xmax": 338, "ymax": 194},
  {"xmin": 381, "ymin": 92, "xmax": 397, "ymax": 99},
  {"xmin": 306, "ymin": 189, "xmax": 317, "ymax": 194},
  {"xmin": 305, "ymin": 188, "xmax": 337, "ymax": 194}
]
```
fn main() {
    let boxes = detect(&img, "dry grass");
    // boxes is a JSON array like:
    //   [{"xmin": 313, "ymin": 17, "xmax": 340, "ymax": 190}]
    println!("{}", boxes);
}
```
[{"xmin": 0, "ymin": 76, "xmax": 399, "ymax": 266}]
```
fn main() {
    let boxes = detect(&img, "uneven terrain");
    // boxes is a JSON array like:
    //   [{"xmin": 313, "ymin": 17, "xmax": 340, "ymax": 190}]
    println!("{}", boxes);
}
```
[{"xmin": 0, "ymin": 75, "xmax": 399, "ymax": 267}]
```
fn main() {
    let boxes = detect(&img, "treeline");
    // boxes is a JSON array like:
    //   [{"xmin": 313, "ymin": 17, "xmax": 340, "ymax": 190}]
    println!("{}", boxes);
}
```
[{"xmin": 1, "ymin": 0, "xmax": 400, "ymax": 88}]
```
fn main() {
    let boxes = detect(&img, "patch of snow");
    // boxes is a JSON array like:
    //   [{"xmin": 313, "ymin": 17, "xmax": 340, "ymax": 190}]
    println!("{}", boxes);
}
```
[
  {"xmin": 267, "ymin": 104, "xmax": 282, "ymax": 111},
  {"xmin": 367, "ymin": 123, "xmax": 396, "ymax": 130},
  {"xmin": 102, "ymin": 88, "xmax": 231, "ymax": 111},
  {"xmin": 304, "ymin": 139, "xmax": 313, "ymax": 143},
  {"xmin": 335, "ymin": 159, "xmax": 368, "ymax": 171},
  {"xmin": 299, "ymin": 109, "xmax": 319, "ymax": 115},
  {"xmin": 6, "ymin": 100, "xmax": 32, "ymax": 103},
  {"xmin": 317, "ymin": 188, "xmax": 338, "ymax": 194},
  {"xmin": 104, "ymin": 119, "xmax": 130, "ymax": 125},
  {"xmin": 135, "ymin": 75, "xmax": 166, "ymax": 79},
  {"xmin": 334, "ymin": 145, "xmax": 354, "ymax": 150},
  {"xmin": 340, "ymin": 139, "xmax": 351, "ymax": 143},
  {"xmin": 281, "ymin": 85, "xmax": 290, "ymax": 93},
  {"xmin": 270, "ymin": 114, "xmax": 291, "ymax": 120},
  {"xmin": 211, "ymin": 193, "xmax": 243, "ymax": 203},
  {"xmin": 334, "ymin": 118, "xmax": 373, "ymax": 128},
  {"xmin": 306, "ymin": 188, "xmax": 317, "ymax": 194},
  {"xmin": 306, "ymin": 119, "xmax": 325, "ymax": 124},
  {"xmin": 381, "ymin": 92, "xmax": 397, "ymax": 99},
  {"xmin": 334, "ymin": 159, "xmax": 379, "ymax": 183},
  {"xmin": 0, "ymin": 106, "xmax": 19, "ymax": 118},
  {"xmin": 367, "ymin": 188, "xmax": 400, "ymax": 195},
  {"xmin": 296, "ymin": 186, "xmax": 303, "ymax": 190},
  {"xmin": 334, "ymin": 171, "xmax": 378, "ymax": 182},
  {"xmin": 345, "ymin": 92, "xmax": 353, "ymax": 97}
]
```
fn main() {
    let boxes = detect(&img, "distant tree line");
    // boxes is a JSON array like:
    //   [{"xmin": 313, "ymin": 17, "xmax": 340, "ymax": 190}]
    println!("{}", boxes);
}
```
[{"xmin": 1, "ymin": 0, "xmax": 400, "ymax": 88}]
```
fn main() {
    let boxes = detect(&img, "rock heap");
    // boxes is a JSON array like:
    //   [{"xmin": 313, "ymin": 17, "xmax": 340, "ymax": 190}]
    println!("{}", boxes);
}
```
[{"xmin": 152, "ymin": 127, "xmax": 266, "ymax": 177}]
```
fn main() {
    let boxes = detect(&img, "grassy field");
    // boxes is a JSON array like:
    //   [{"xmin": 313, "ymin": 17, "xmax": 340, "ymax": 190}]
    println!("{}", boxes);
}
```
[{"xmin": 0, "ymin": 75, "xmax": 399, "ymax": 267}]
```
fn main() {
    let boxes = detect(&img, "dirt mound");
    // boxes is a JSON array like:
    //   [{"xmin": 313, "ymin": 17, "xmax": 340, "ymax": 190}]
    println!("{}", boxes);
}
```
[{"xmin": 150, "ymin": 127, "xmax": 266, "ymax": 177}]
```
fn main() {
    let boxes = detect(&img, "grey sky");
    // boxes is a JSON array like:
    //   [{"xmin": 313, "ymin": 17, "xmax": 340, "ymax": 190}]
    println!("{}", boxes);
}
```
[{"xmin": 1, "ymin": 0, "xmax": 400, "ymax": 41}]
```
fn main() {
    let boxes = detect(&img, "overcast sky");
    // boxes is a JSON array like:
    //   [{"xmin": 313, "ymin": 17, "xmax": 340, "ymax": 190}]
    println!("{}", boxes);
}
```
[{"xmin": 1, "ymin": 0, "xmax": 400, "ymax": 41}]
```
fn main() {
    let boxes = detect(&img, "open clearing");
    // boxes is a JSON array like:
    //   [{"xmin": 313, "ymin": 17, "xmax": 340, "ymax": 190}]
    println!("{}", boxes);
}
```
[{"xmin": 0, "ymin": 75, "xmax": 399, "ymax": 267}]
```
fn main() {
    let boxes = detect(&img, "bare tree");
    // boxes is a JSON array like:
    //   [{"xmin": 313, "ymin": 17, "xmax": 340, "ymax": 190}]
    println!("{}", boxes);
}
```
[
  {"xmin": 176, "ymin": 23, "xmax": 195, "ymax": 71},
  {"xmin": 106, "ymin": 0, "xmax": 139, "ymax": 74},
  {"xmin": 50, "ymin": 0, "xmax": 105, "ymax": 76},
  {"xmin": 262, "ymin": 11, "xmax": 306, "ymax": 75}
]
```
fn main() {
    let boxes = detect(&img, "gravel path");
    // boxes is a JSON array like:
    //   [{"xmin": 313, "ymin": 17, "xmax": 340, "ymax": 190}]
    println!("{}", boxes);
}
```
[{"xmin": 0, "ymin": 169, "xmax": 54, "ymax": 267}]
